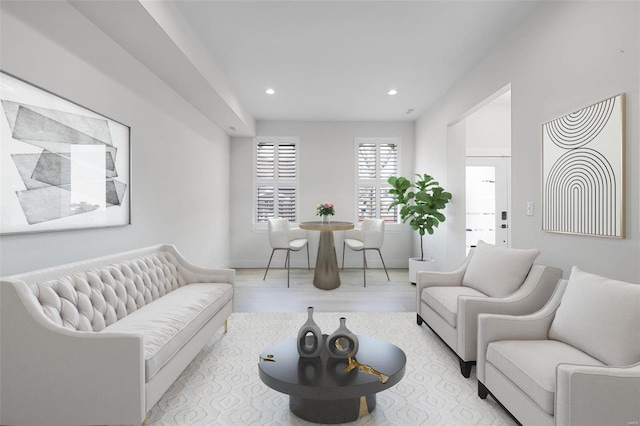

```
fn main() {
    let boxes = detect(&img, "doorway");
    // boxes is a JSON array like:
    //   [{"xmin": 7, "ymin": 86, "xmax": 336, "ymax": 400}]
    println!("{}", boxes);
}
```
[
  {"xmin": 466, "ymin": 156, "xmax": 511, "ymax": 253},
  {"xmin": 445, "ymin": 87, "xmax": 512, "ymax": 269},
  {"xmin": 463, "ymin": 89, "xmax": 512, "ymax": 253}
]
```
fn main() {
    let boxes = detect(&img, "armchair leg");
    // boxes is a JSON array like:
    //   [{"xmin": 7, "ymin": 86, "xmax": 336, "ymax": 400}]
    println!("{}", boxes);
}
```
[
  {"xmin": 263, "ymin": 249, "xmax": 276, "ymax": 280},
  {"xmin": 459, "ymin": 359, "xmax": 474, "ymax": 378},
  {"xmin": 306, "ymin": 244, "xmax": 310, "ymax": 270},
  {"xmin": 417, "ymin": 314, "xmax": 424, "ymax": 325},
  {"xmin": 341, "ymin": 242, "xmax": 346, "ymax": 270},
  {"xmin": 478, "ymin": 381, "xmax": 489, "ymax": 399}
]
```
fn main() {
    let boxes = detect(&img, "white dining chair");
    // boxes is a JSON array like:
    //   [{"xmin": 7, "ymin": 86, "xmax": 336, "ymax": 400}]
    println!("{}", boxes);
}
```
[
  {"xmin": 263, "ymin": 218, "xmax": 310, "ymax": 287},
  {"xmin": 341, "ymin": 218, "xmax": 389, "ymax": 287}
]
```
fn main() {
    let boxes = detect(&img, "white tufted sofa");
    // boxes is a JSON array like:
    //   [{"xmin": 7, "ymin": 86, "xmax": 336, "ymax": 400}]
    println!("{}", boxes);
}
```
[{"xmin": 0, "ymin": 244, "xmax": 234, "ymax": 426}]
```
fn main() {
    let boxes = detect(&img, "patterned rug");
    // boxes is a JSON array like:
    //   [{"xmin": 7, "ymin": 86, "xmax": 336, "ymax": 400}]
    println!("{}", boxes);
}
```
[{"xmin": 148, "ymin": 312, "xmax": 515, "ymax": 425}]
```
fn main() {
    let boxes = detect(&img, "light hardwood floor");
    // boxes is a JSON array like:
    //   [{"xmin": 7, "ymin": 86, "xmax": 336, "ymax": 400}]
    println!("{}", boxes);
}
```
[{"xmin": 234, "ymin": 268, "xmax": 415, "ymax": 313}]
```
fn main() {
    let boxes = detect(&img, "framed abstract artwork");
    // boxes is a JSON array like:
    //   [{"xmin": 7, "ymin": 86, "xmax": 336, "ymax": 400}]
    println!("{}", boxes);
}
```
[
  {"xmin": 542, "ymin": 93, "xmax": 624, "ymax": 237},
  {"xmin": 0, "ymin": 71, "xmax": 130, "ymax": 234}
]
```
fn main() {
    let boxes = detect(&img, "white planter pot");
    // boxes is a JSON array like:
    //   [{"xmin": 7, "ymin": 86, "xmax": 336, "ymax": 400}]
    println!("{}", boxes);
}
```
[{"xmin": 409, "ymin": 257, "xmax": 435, "ymax": 284}]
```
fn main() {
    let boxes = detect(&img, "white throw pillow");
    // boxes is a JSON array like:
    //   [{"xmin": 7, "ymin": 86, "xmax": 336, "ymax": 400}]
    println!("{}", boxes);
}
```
[
  {"xmin": 462, "ymin": 240, "xmax": 539, "ymax": 298},
  {"xmin": 549, "ymin": 266, "xmax": 640, "ymax": 366}
]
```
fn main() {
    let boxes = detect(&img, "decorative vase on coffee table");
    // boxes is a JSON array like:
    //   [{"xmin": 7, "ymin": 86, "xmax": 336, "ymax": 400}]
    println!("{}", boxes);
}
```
[
  {"xmin": 297, "ymin": 307, "xmax": 323, "ymax": 357},
  {"xmin": 326, "ymin": 317, "xmax": 359, "ymax": 358}
]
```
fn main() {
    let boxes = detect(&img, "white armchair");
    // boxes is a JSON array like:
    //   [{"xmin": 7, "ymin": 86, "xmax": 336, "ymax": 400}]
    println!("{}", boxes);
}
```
[
  {"xmin": 341, "ymin": 218, "xmax": 389, "ymax": 287},
  {"xmin": 477, "ymin": 267, "xmax": 640, "ymax": 426},
  {"xmin": 263, "ymin": 218, "xmax": 310, "ymax": 287},
  {"xmin": 416, "ymin": 240, "xmax": 562, "ymax": 377}
]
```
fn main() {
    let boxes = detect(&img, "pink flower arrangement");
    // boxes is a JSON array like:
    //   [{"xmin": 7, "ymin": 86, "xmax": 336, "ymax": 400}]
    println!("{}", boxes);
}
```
[{"xmin": 315, "ymin": 202, "xmax": 335, "ymax": 216}]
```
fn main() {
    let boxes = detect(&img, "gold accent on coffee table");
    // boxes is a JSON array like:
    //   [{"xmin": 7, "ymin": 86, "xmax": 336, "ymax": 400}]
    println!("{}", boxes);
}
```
[
  {"xmin": 346, "ymin": 358, "xmax": 389, "ymax": 384},
  {"xmin": 358, "ymin": 396, "xmax": 369, "ymax": 418}
]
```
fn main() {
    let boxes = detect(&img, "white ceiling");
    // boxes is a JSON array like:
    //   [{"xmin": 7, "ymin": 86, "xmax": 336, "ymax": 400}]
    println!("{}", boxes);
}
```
[{"xmin": 174, "ymin": 1, "xmax": 540, "ymax": 122}]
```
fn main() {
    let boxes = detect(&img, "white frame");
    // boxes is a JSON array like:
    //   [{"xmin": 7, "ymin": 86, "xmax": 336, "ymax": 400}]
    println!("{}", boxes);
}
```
[
  {"xmin": 0, "ymin": 71, "xmax": 130, "ymax": 235},
  {"xmin": 542, "ymin": 94, "xmax": 625, "ymax": 238},
  {"xmin": 354, "ymin": 136, "xmax": 401, "ymax": 226},
  {"xmin": 252, "ymin": 136, "xmax": 300, "ymax": 231}
]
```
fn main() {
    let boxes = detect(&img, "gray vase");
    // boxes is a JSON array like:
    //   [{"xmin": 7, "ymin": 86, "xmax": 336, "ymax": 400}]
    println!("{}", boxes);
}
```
[
  {"xmin": 297, "ymin": 307, "xmax": 323, "ymax": 357},
  {"xmin": 326, "ymin": 317, "xmax": 359, "ymax": 359}
]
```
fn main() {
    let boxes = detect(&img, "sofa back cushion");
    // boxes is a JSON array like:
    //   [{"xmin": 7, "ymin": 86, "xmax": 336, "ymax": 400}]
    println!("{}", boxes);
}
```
[
  {"xmin": 549, "ymin": 267, "xmax": 640, "ymax": 366},
  {"xmin": 29, "ymin": 251, "xmax": 184, "ymax": 332},
  {"xmin": 462, "ymin": 240, "xmax": 539, "ymax": 297}
]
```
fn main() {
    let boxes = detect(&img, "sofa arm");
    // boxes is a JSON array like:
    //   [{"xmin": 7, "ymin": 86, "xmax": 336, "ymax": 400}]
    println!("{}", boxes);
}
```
[
  {"xmin": 415, "ymin": 253, "xmax": 472, "ymax": 315},
  {"xmin": 476, "ymin": 280, "xmax": 568, "ymax": 381},
  {"xmin": 1, "ymin": 282, "xmax": 145, "ymax": 426},
  {"xmin": 456, "ymin": 264, "xmax": 562, "ymax": 361},
  {"xmin": 167, "ymin": 245, "xmax": 236, "ymax": 284},
  {"xmin": 555, "ymin": 362, "xmax": 640, "ymax": 426},
  {"xmin": 416, "ymin": 252, "xmax": 471, "ymax": 290},
  {"xmin": 180, "ymin": 266, "xmax": 236, "ymax": 285}
]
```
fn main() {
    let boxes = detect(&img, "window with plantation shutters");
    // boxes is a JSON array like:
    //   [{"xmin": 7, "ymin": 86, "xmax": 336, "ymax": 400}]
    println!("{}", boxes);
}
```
[
  {"xmin": 356, "ymin": 137, "xmax": 400, "ymax": 222},
  {"xmin": 255, "ymin": 137, "xmax": 299, "ymax": 223}
]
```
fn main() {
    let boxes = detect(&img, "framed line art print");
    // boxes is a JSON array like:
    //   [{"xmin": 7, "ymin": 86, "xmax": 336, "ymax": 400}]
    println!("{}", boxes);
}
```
[
  {"xmin": 0, "ymin": 71, "xmax": 130, "ymax": 234},
  {"xmin": 542, "ymin": 93, "xmax": 624, "ymax": 238}
]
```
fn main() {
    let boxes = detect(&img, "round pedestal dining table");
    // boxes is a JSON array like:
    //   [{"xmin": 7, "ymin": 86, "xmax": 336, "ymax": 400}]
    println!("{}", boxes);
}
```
[{"xmin": 299, "ymin": 221, "xmax": 354, "ymax": 290}]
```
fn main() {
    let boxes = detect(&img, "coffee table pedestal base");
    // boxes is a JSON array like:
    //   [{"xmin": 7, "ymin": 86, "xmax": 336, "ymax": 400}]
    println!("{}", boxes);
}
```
[{"xmin": 290, "ymin": 394, "xmax": 376, "ymax": 424}]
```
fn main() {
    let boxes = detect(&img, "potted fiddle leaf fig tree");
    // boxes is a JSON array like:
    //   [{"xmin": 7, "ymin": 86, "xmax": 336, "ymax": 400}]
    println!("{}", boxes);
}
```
[{"xmin": 388, "ymin": 173, "xmax": 452, "ymax": 283}]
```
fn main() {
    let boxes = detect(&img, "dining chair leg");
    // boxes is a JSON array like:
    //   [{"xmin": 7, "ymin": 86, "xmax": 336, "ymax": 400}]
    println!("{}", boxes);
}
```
[
  {"xmin": 286, "ymin": 249, "xmax": 291, "ymax": 288},
  {"xmin": 341, "ymin": 242, "xmax": 346, "ymax": 270},
  {"xmin": 362, "ymin": 250, "xmax": 367, "ymax": 288},
  {"xmin": 263, "ymin": 249, "xmax": 276, "ymax": 280},
  {"xmin": 376, "ymin": 249, "xmax": 390, "ymax": 281},
  {"xmin": 306, "ymin": 244, "xmax": 311, "ymax": 270}
]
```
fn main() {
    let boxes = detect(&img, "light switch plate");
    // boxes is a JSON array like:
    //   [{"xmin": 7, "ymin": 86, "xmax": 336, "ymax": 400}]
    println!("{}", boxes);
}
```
[{"xmin": 526, "ymin": 202, "xmax": 534, "ymax": 216}]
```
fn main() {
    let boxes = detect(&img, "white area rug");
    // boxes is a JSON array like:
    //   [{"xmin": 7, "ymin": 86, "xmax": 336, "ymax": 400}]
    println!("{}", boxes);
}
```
[{"xmin": 148, "ymin": 312, "xmax": 515, "ymax": 425}]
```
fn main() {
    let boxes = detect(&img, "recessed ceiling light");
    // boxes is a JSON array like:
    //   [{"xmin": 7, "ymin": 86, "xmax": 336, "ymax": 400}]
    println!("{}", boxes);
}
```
[
  {"xmin": 265, "ymin": 88, "xmax": 275, "ymax": 95},
  {"xmin": 388, "ymin": 89, "xmax": 398, "ymax": 96}
]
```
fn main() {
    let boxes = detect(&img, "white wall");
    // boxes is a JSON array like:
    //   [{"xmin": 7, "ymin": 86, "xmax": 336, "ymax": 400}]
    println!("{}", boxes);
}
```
[
  {"xmin": 415, "ymin": 1, "xmax": 639, "ymax": 282},
  {"xmin": 465, "ymin": 92, "xmax": 511, "ymax": 157},
  {"xmin": 0, "ymin": 2, "xmax": 231, "ymax": 275},
  {"xmin": 230, "ymin": 121, "xmax": 415, "ymax": 269}
]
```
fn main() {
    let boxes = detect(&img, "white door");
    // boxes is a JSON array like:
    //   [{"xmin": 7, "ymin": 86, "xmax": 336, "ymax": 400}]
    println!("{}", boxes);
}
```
[{"xmin": 465, "ymin": 157, "xmax": 511, "ymax": 252}]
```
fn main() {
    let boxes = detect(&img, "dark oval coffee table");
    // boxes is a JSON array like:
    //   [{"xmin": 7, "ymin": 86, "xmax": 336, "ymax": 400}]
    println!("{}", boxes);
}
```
[{"xmin": 258, "ymin": 335, "xmax": 406, "ymax": 424}]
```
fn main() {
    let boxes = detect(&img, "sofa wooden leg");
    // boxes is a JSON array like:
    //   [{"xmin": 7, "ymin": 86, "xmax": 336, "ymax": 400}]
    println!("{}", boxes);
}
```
[
  {"xmin": 478, "ymin": 381, "xmax": 489, "ymax": 399},
  {"xmin": 142, "ymin": 416, "xmax": 148, "ymax": 426},
  {"xmin": 224, "ymin": 319, "xmax": 228, "ymax": 334},
  {"xmin": 459, "ymin": 359, "xmax": 474, "ymax": 378},
  {"xmin": 416, "ymin": 314, "xmax": 424, "ymax": 325}
]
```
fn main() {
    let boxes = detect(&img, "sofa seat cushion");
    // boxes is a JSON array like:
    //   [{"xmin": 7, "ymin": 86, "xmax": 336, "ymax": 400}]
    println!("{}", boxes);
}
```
[
  {"xmin": 487, "ymin": 340, "xmax": 604, "ymax": 414},
  {"xmin": 421, "ymin": 286, "xmax": 487, "ymax": 327},
  {"xmin": 462, "ymin": 240, "xmax": 539, "ymax": 298},
  {"xmin": 102, "ymin": 283, "xmax": 233, "ymax": 381}
]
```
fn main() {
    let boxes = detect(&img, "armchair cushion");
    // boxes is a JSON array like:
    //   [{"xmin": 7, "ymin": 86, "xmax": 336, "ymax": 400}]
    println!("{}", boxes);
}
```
[
  {"xmin": 422, "ymin": 286, "xmax": 487, "ymax": 327},
  {"xmin": 462, "ymin": 240, "xmax": 539, "ymax": 298},
  {"xmin": 549, "ymin": 267, "xmax": 640, "ymax": 366},
  {"xmin": 487, "ymin": 340, "xmax": 604, "ymax": 414}
]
